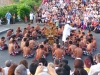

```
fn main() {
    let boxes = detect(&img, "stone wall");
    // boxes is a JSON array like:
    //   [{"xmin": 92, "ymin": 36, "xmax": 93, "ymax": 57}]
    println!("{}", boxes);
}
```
[{"xmin": 0, "ymin": 0, "xmax": 14, "ymax": 6}]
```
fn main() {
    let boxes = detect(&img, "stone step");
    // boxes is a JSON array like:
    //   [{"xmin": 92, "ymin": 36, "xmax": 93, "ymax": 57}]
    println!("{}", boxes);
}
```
[{"xmin": 0, "ymin": 27, "xmax": 10, "ymax": 34}]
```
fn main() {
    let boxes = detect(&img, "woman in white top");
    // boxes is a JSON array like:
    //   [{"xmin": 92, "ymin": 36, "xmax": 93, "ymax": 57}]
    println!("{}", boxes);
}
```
[{"xmin": 0, "ymin": 67, "xmax": 5, "ymax": 75}]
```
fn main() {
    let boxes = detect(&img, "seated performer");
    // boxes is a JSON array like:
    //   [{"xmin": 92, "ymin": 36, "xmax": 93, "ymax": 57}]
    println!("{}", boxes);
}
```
[
  {"xmin": 35, "ymin": 45, "xmax": 46, "ymax": 60},
  {"xmin": 0, "ymin": 37, "xmax": 8, "ymax": 50},
  {"xmin": 35, "ymin": 24, "xmax": 41, "ymax": 32},
  {"xmin": 67, "ymin": 41, "xmax": 76, "ymax": 56},
  {"xmin": 29, "ymin": 38, "xmax": 35, "ymax": 50},
  {"xmin": 20, "ymin": 38, "xmax": 27, "ymax": 51},
  {"xmin": 42, "ymin": 40, "xmax": 49, "ymax": 56},
  {"xmin": 16, "ymin": 26, "xmax": 22, "ymax": 33},
  {"xmin": 32, "ymin": 30, "xmax": 37, "ymax": 40},
  {"xmin": 30, "ymin": 26, "xmax": 35, "ymax": 33},
  {"xmin": 22, "ymin": 28, "xmax": 27, "ymax": 36},
  {"xmin": 26, "ymin": 24, "xmax": 31, "ymax": 30},
  {"xmin": 23, "ymin": 41, "xmax": 34, "ymax": 58},
  {"xmin": 74, "ymin": 43, "xmax": 83, "ymax": 58},
  {"xmin": 84, "ymin": 39, "xmax": 93, "ymax": 55},
  {"xmin": 15, "ymin": 30, "xmax": 22, "ymax": 40},
  {"xmin": 53, "ymin": 44, "xmax": 65, "ymax": 60},
  {"xmin": 8, "ymin": 40, "xmax": 20, "ymax": 56},
  {"xmin": 6, "ymin": 29, "xmax": 13, "ymax": 39}
]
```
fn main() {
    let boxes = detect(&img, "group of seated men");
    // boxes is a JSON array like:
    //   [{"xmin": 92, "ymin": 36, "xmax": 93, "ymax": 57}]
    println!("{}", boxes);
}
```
[{"xmin": 0, "ymin": 23, "xmax": 97, "ymax": 60}]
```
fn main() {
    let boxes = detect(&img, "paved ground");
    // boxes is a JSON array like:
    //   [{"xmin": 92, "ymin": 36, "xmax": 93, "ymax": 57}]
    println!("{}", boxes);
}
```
[{"xmin": 0, "ymin": 23, "xmax": 100, "ymax": 70}]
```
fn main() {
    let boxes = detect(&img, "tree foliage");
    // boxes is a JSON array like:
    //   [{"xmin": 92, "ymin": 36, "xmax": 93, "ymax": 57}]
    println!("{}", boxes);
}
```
[{"xmin": 0, "ymin": 0, "xmax": 41, "ymax": 20}]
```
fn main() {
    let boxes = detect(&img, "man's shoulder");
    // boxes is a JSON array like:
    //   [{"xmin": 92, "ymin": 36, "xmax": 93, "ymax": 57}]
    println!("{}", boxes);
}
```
[{"xmin": 90, "ymin": 64, "xmax": 97, "ymax": 69}]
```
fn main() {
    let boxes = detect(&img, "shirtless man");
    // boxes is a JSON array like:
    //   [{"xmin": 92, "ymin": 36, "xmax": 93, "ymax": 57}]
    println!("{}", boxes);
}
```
[
  {"xmin": 30, "ymin": 26, "xmax": 35, "ymax": 33},
  {"xmin": 32, "ymin": 30, "xmax": 37, "ymax": 40},
  {"xmin": 8, "ymin": 40, "xmax": 19, "ymax": 56},
  {"xmin": 86, "ymin": 39, "xmax": 93, "ymax": 55},
  {"xmin": 20, "ymin": 38, "xmax": 27, "ymax": 51},
  {"xmin": 74, "ymin": 44, "xmax": 83, "ymax": 58},
  {"xmin": 92, "ymin": 38, "xmax": 97, "ymax": 51},
  {"xmin": 29, "ymin": 38, "xmax": 35, "ymax": 50},
  {"xmin": 35, "ymin": 45, "xmax": 46, "ymax": 60},
  {"xmin": 23, "ymin": 41, "xmax": 34, "ymax": 58},
  {"xmin": 6, "ymin": 29, "xmax": 13, "ymax": 39},
  {"xmin": 0, "ymin": 37, "xmax": 8, "ymax": 50},
  {"xmin": 35, "ymin": 24, "xmax": 41, "ymax": 31},
  {"xmin": 53, "ymin": 44, "xmax": 65, "ymax": 60},
  {"xmin": 26, "ymin": 24, "xmax": 31, "ymax": 30},
  {"xmin": 15, "ymin": 30, "xmax": 22, "ymax": 40},
  {"xmin": 67, "ymin": 41, "xmax": 76, "ymax": 57},
  {"xmin": 22, "ymin": 28, "xmax": 27, "ymax": 36},
  {"xmin": 42, "ymin": 40, "xmax": 49, "ymax": 56}
]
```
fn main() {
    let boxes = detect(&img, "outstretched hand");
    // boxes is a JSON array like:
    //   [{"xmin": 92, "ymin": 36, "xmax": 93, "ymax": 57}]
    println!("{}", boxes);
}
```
[{"xmin": 35, "ymin": 66, "xmax": 44, "ymax": 75}]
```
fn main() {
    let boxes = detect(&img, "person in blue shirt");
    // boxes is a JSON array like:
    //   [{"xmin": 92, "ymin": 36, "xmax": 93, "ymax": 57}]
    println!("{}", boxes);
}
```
[{"xmin": 5, "ymin": 11, "xmax": 11, "ymax": 25}]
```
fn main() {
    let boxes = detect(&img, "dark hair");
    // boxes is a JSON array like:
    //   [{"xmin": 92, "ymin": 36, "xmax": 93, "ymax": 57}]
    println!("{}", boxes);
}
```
[
  {"xmin": 76, "ymin": 43, "xmax": 79, "ymax": 47},
  {"xmin": 1, "ymin": 37, "xmax": 5, "ymax": 39},
  {"xmin": 59, "ymin": 62, "xmax": 71, "ymax": 75},
  {"xmin": 24, "ymin": 28, "xmax": 26, "ymax": 30},
  {"xmin": 89, "ymin": 34, "xmax": 93, "ymax": 36},
  {"xmin": 25, "ymin": 41, "xmax": 29, "ymax": 47},
  {"xmin": 74, "ymin": 59, "xmax": 88, "ymax": 75},
  {"xmin": 8, "ymin": 64, "xmax": 18, "ymax": 75},
  {"xmin": 39, "ymin": 58, "xmax": 48, "ymax": 66},
  {"xmin": 29, "ymin": 62, "xmax": 38, "ymax": 75},
  {"xmin": 56, "ymin": 67, "xmax": 68, "ymax": 75},
  {"xmin": 87, "ymin": 39, "xmax": 92, "ymax": 43},
  {"xmin": 23, "ymin": 38, "xmax": 27, "ymax": 41},
  {"xmin": 69, "ymin": 41, "xmax": 72, "ymax": 44},
  {"xmin": 44, "ymin": 39, "xmax": 48, "ymax": 44},
  {"xmin": 82, "ymin": 32, "xmax": 85, "ymax": 35},
  {"xmin": 40, "ymin": 45, "xmax": 44, "ymax": 48},
  {"xmin": 54, "ymin": 59, "xmax": 60, "ymax": 65},
  {"xmin": 61, "ymin": 59, "xmax": 68, "ymax": 65},
  {"xmin": 19, "ymin": 60, "xmax": 28, "ymax": 68},
  {"xmin": 12, "ymin": 40, "xmax": 16, "ymax": 43},
  {"xmin": 57, "ymin": 44, "xmax": 60, "ymax": 48},
  {"xmin": 88, "ymin": 55, "xmax": 94, "ymax": 65}
]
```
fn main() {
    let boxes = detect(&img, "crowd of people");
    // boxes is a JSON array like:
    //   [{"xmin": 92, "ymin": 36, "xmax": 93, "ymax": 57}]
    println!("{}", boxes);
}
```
[
  {"xmin": 0, "ymin": 0, "xmax": 100, "ymax": 75},
  {"xmin": 0, "ymin": 54, "xmax": 100, "ymax": 75}
]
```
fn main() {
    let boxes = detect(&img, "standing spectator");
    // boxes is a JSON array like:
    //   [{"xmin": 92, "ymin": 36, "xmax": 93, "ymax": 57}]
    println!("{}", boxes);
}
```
[
  {"xmin": 0, "ymin": 67, "xmax": 5, "ymax": 75},
  {"xmin": 29, "ymin": 12, "xmax": 34, "ymax": 24},
  {"xmin": 3, "ymin": 60, "xmax": 12, "ymax": 75},
  {"xmin": 14, "ymin": 64, "xmax": 27, "ymax": 75},
  {"xmin": 0, "ymin": 18, "xmax": 2, "ymax": 25},
  {"xmin": 12, "ymin": 14, "xmax": 16, "ymax": 24},
  {"xmin": 88, "ymin": 53, "xmax": 100, "ymax": 75},
  {"xmin": 8, "ymin": 64, "xmax": 18, "ymax": 75},
  {"xmin": 5, "ymin": 11, "xmax": 11, "ymax": 25},
  {"xmin": 24, "ymin": 15, "xmax": 28, "ymax": 23},
  {"xmin": 73, "ymin": 58, "xmax": 88, "ymax": 75}
]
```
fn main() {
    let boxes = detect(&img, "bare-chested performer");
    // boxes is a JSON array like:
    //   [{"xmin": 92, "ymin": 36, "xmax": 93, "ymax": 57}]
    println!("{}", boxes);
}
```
[
  {"xmin": 32, "ymin": 30, "xmax": 37, "ymax": 40},
  {"xmin": 74, "ymin": 43, "xmax": 83, "ymax": 58},
  {"xmin": 6, "ymin": 29, "xmax": 13, "ymax": 39},
  {"xmin": 8, "ymin": 40, "xmax": 20, "ymax": 56},
  {"xmin": 15, "ymin": 30, "xmax": 22, "ymax": 40},
  {"xmin": 67, "ymin": 41, "xmax": 76, "ymax": 57},
  {"xmin": 42, "ymin": 40, "xmax": 49, "ymax": 56},
  {"xmin": 22, "ymin": 28, "xmax": 27, "ymax": 36},
  {"xmin": 29, "ymin": 38, "xmax": 35, "ymax": 50},
  {"xmin": 23, "ymin": 41, "xmax": 34, "ymax": 58},
  {"xmin": 30, "ymin": 26, "xmax": 35, "ymax": 33},
  {"xmin": 0, "ymin": 37, "xmax": 8, "ymax": 50},
  {"xmin": 35, "ymin": 45, "xmax": 46, "ymax": 60},
  {"xmin": 20, "ymin": 38, "xmax": 27, "ymax": 51},
  {"xmin": 85, "ymin": 39, "xmax": 93, "ymax": 55},
  {"xmin": 53, "ymin": 44, "xmax": 65, "ymax": 60},
  {"xmin": 26, "ymin": 24, "xmax": 31, "ymax": 30}
]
